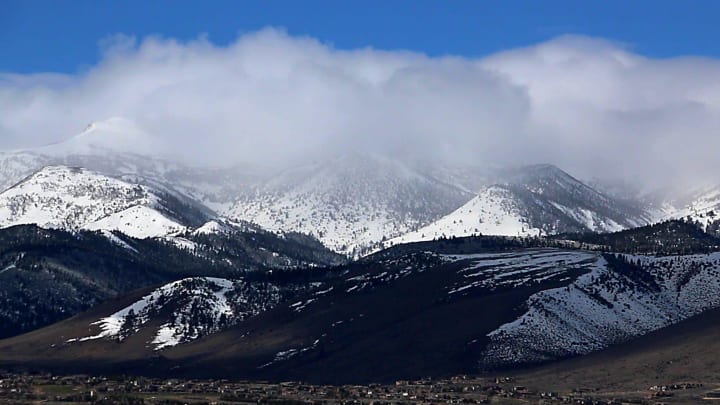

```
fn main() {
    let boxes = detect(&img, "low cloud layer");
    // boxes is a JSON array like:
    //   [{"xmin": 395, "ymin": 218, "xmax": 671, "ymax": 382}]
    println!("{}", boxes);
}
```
[{"xmin": 1, "ymin": 28, "xmax": 719, "ymax": 189}]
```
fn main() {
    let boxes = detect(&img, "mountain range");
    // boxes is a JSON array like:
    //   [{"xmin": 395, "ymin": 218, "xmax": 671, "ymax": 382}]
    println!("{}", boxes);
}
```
[
  {"xmin": 3, "ymin": 223, "xmax": 720, "ymax": 384},
  {"xmin": 1, "ymin": 117, "xmax": 705, "ymax": 256},
  {"xmin": 4, "ymin": 118, "xmax": 720, "ymax": 384}
]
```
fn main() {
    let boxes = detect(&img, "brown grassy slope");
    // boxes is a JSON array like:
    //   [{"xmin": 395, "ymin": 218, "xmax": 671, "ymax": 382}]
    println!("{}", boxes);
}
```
[{"xmin": 0, "ymin": 255, "xmax": 585, "ymax": 384}]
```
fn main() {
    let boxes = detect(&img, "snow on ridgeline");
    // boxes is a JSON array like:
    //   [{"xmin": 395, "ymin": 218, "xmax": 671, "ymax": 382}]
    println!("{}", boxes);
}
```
[
  {"xmin": 226, "ymin": 153, "xmax": 473, "ymax": 256},
  {"xmin": 668, "ymin": 187, "xmax": 720, "ymax": 231},
  {"xmin": 191, "ymin": 217, "xmax": 257, "ymax": 236},
  {"xmin": 0, "ymin": 132, "xmax": 657, "ymax": 257},
  {"xmin": 0, "ymin": 117, "xmax": 263, "ymax": 216},
  {"xmin": 83, "ymin": 205, "xmax": 186, "ymax": 239},
  {"xmin": 386, "ymin": 165, "xmax": 650, "ymax": 248},
  {"xmin": 442, "ymin": 249, "xmax": 597, "ymax": 294},
  {"xmin": 0, "ymin": 151, "xmax": 50, "ymax": 193},
  {"xmin": 0, "ymin": 166, "xmax": 189, "ymax": 239},
  {"xmin": 38, "ymin": 117, "xmax": 162, "ymax": 157},
  {"xmin": 481, "ymin": 252, "xmax": 720, "ymax": 368},
  {"xmin": 387, "ymin": 186, "xmax": 542, "ymax": 246},
  {"xmin": 68, "ymin": 277, "xmax": 281, "ymax": 350},
  {"xmin": 426, "ymin": 249, "xmax": 720, "ymax": 368}
]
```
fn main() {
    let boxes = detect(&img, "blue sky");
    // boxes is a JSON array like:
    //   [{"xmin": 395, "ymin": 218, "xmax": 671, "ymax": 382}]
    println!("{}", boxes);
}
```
[
  {"xmin": 2, "ymin": 1, "xmax": 720, "ymax": 186},
  {"xmin": 2, "ymin": 0, "xmax": 719, "ymax": 73}
]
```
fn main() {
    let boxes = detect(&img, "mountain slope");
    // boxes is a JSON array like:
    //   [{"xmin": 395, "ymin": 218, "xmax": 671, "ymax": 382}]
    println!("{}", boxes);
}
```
[
  {"xmin": 0, "ymin": 118, "xmax": 665, "ymax": 256},
  {"xmin": 0, "ymin": 118, "xmax": 260, "ymax": 215},
  {"xmin": 0, "ymin": 225, "xmax": 238, "ymax": 339},
  {"xmin": 503, "ymin": 164, "xmax": 653, "ymax": 229},
  {"xmin": 0, "ymin": 243, "xmax": 587, "ymax": 382},
  {"xmin": 482, "ymin": 251, "xmax": 720, "ymax": 368},
  {"xmin": 0, "ymin": 166, "xmax": 211, "ymax": 239},
  {"xmin": 4, "ymin": 229, "xmax": 720, "ymax": 383},
  {"xmin": 68, "ymin": 277, "xmax": 283, "ymax": 350},
  {"xmin": 0, "ymin": 151, "xmax": 51, "ymax": 192},
  {"xmin": 558, "ymin": 219, "xmax": 720, "ymax": 254},
  {"xmin": 663, "ymin": 186, "xmax": 720, "ymax": 238},
  {"xmin": 0, "ymin": 223, "xmax": 343, "ymax": 340},
  {"xmin": 227, "ymin": 153, "xmax": 473, "ymax": 255},
  {"xmin": 512, "ymin": 305, "xmax": 720, "ymax": 393},
  {"xmin": 388, "ymin": 186, "xmax": 542, "ymax": 243},
  {"xmin": 39, "ymin": 117, "xmax": 161, "ymax": 157},
  {"xmin": 389, "ymin": 164, "xmax": 653, "ymax": 245}
]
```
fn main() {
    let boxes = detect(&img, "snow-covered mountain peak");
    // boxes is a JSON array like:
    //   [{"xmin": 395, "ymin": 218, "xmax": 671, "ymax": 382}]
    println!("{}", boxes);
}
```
[
  {"xmin": 191, "ymin": 218, "xmax": 257, "ymax": 236},
  {"xmin": 386, "ymin": 185, "xmax": 542, "ymax": 245},
  {"xmin": 387, "ymin": 166, "xmax": 654, "ymax": 247},
  {"xmin": 193, "ymin": 219, "xmax": 234, "ymax": 235},
  {"xmin": 73, "ymin": 117, "xmax": 136, "ymax": 144},
  {"xmin": 38, "ymin": 117, "xmax": 161, "ymax": 157},
  {"xmin": 0, "ymin": 137, "xmax": 662, "ymax": 256},
  {"xmin": 501, "ymin": 163, "xmax": 595, "ymax": 195},
  {"xmin": 0, "ymin": 165, "xmax": 202, "ymax": 238},
  {"xmin": 228, "ymin": 153, "xmax": 473, "ymax": 256}
]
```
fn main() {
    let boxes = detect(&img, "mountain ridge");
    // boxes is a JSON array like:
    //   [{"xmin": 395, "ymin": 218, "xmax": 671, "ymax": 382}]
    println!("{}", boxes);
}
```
[
  {"xmin": 387, "ymin": 164, "xmax": 654, "ymax": 247},
  {"xmin": 5, "ymin": 230, "xmax": 720, "ymax": 383},
  {"xmin": 0, "ymin": 165, "xmax": 210, "ymax": 239},
  {"xmin": 0, "ymin": 117, "xmax": 709, "ymax": 256}
]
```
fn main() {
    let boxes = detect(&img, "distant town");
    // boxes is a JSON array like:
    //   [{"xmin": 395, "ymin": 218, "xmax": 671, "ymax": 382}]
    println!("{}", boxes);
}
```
[{"xmin": 0, "ymin": 372, "xmax": 714, "ymax": 404}]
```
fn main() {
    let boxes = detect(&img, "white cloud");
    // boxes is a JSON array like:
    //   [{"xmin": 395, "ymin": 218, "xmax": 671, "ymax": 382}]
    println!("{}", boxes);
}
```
[{"xmin": 1, "ymin": 28, "xmax": 719, "ymax": 189}]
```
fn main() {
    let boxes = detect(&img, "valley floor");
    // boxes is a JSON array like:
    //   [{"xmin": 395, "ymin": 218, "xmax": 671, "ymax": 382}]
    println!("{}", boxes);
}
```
[{"xmin": 0, "ymin": 371, "xmax": 717, "ymax": 404}]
